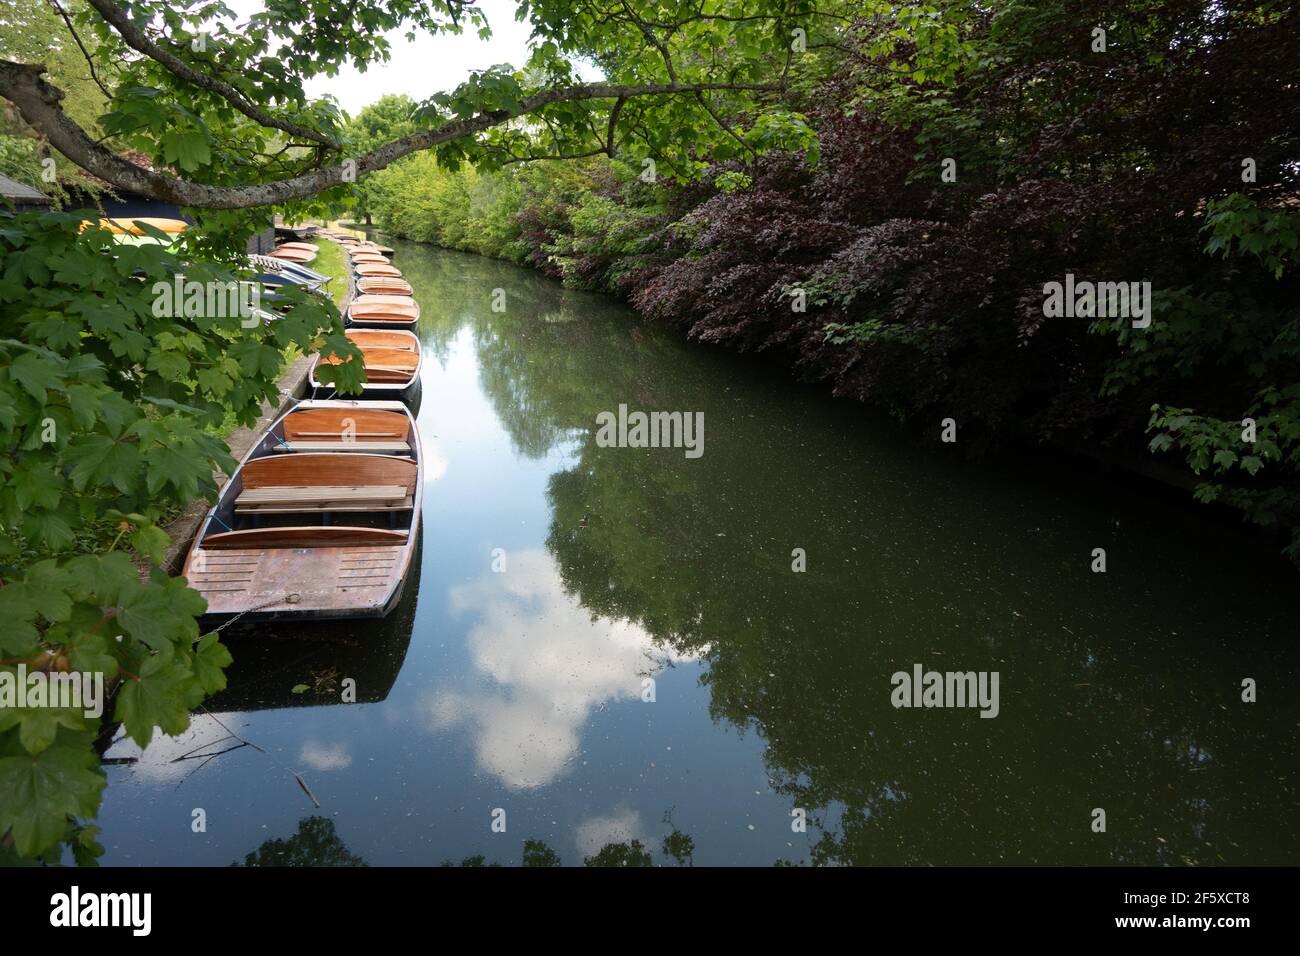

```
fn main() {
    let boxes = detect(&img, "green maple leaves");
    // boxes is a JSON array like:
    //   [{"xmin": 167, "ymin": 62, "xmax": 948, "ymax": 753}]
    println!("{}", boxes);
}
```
[
  {"xmin": 0, "ymin": 556, "xmax": 234, "ymax": 856},
  {"xmin": 0, "ymin": 727, "xmax": 106, "ymax": 859},
  {"xmin": 0, "ymin": 210, "xmax": 345, "ymax": 862},
  {"xmin": 0, "ymin": 212, "xmax": 334, "ymax": 559}
]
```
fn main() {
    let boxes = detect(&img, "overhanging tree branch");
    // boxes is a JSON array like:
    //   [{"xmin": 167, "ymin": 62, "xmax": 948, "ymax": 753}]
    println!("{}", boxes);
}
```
[
  {"xmin": 46, "ymin": 0, "xmax": 113, "ymax": 101},
  {"xmin": 83, "ymin": 0, "xmax": 341, "ymax": 149},
  {"xmin": 0, "ymin": 58, "xmax": 778, "ymax": 209},
  {"xmin": 694, "ymin": 90, "xmax": 758, "ymax": 160},
  {"xmin": 606, "ymin": 95, "xmax": 626, "ymax": 156}
]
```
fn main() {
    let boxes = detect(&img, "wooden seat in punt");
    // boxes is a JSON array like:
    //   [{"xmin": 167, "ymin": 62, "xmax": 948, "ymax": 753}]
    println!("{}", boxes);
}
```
[
  {"xmin": 320, "ymin": 347, "xmax": 419, "ymax": 379},
  {"xmin": 344, "ymin": 329, "xmax": 419, "ymax": 351},
  {"xmin": 270, "ymin": 403, "xmax": 413, "ymax": 454},
  {"xmin": 233, "ymin": 453, "xmax": 417, "ymax": 511},
  {"xmin": 271, "ymin": 246, "xmax": 318, "ymax": 263},
  {"xmin": 198, "ymin": 527, "xmax": 409, "ymax": 550},
  {"xmin": 183, "ymin": 415, "xmax": 423, "ymax": 621},
  {"xmin": 309, "ymin": 331, "xmax": 422, "ymax": 398},
  {"xmin": 357, "ymin": 276, "xmax": 413, "ymax": 295},
  {"xmin": 347, "ymin": 294, "xmax": 420, "ymax": 327},
  {"xmin": 354, "ymin": 262, "xmax": 402, "ymax": 277},
  {"xmin": 236, "ymin": 484, "xmax": 409, "ymax": 512},
  {"xmin": 274, "ymin": 440, "xmax": 410, "ymax": 453}
]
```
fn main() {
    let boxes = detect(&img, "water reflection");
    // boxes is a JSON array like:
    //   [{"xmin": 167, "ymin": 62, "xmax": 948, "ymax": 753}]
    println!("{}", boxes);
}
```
[
  {"xmin": 424, "ymin": 550, "xmax": 695, "ymax": 789},
  {"xmin": 206, "ymin": 553, "xmax": 421, "ymax": 712},
  {"xmin": 405, "ymin": 245, "xmax": 1300, "ymax": 866},
  {"xmin": 236, "ymin": 816, "xmax": 366, "ymax": 867}
]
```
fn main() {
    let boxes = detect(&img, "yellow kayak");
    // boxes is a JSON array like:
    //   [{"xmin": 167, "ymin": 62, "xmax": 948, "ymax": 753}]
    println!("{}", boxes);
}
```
[{"xmin": 82, "ymin": 217, "xmax": 190, "ymax": 236}]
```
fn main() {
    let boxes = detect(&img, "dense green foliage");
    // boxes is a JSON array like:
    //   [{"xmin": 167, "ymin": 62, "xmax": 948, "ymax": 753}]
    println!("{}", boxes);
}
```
[
  {"xmin": 363, "ymin": 0, "xmax": 1300, "ymax": 562},
  {"xmin": 0, "ymin": 214, "xmax": 359, "ymax": 864}
]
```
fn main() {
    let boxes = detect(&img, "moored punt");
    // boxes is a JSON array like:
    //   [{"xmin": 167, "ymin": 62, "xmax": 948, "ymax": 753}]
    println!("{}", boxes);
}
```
[
  {"xmin": 349, "ymin": 251, "xmax": 389, "ymax": 264},
  {"xmin": 354, "ymin": 261, "xmax": 403, "ymax": 278},
  {"xmin": 248, "ymin": 254, "xmax": 330, "ymax": 289},
  {"xmin": 182, "ymin": 400, "xmax": 422, "ymax": 622},
  {"xmin": 357, "ymin": 276, "xmax": 413, "ymax": 296},
  {"xmin": 310, "ymin": 328, "xmax": 422, "ymax": 400},
  {"xmin": 277, "ymin": 241, "xmax": 320, "ymax": 254},
  {"xmin": 347, "ymin": 294, "xmax": 420, "ymax": 328},
  {"xmin": 275, "ymin": 224, "xmax": 317, "ymax": 241},
  {"xmin": 271, "ymin": 245, "xmax": 318, "ymax": 263}
]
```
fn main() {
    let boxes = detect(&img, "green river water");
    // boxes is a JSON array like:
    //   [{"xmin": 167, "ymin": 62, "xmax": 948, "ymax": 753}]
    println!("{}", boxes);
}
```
[{"xmin": 96, "ymin": 240, "xmax": 1300, "ymax": 866}]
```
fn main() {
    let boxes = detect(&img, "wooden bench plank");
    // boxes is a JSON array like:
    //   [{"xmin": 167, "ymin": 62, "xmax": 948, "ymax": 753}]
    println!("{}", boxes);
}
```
[
  {"xmin": 273, "ymin": 440, "xmax": 411, "ymax": 453},
  {"xmin": 236, "ymin": 499, "xmax": 413, "ymax": 514},
  {"xmin": 294, "ymin": 430, "xmax": 404, "ymax": 438},
  {"xmin": 235, "ymin": 484, "xmax": 410, "ymax": 513},
  {"xmin": 240, "ymin": 484, "xmax": 405, "ymax": 503}
]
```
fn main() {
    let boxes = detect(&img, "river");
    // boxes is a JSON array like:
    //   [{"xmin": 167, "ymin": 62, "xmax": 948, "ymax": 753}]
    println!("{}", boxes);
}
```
[{"xmin": 96, "ymin": 240, "xmax": 1300, "ymax": 866}]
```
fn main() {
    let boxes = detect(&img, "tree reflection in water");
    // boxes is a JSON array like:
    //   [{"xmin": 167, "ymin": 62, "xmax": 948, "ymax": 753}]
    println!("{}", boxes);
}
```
[{"xmin": 395, "ymin": 244, "xmax": 1300, "ymax": 866}]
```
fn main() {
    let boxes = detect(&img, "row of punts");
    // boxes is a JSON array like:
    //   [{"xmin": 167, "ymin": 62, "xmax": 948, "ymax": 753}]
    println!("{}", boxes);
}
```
[
  {"xmin": 184, "ymin": 229, "xmax": 426, "ymax": 622},
  {"xmin": 308, "ymin": 232, "xmax": 423, "ymax": 399}
]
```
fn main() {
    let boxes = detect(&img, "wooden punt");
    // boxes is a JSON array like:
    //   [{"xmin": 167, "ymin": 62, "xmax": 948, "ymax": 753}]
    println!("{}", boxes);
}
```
[
  {"xmin": 271, "ymin": 246, "xmax": 318, "ymax": 263},
  {"xmin": 345, "ymin": 328, "xmax": 420, "ymax": 352},
  {"xmin": 354, "ymin": 262, "xmax": 403, "ymax": 278},
  {"xmin": 310, "ymin": 328, "xmax": 422, "ymax": 399},
  {"xmin": 277, "ymin": 242, "xmax": 319, "ymax": 253},
  {"xmin": 357, "ymin": 276, "xmax": 413, "ymax": 296},
  {"xmin": 275, "ymin": 224, "xmax": 318, "ymax": 241},
  {"xmin": 182, "ymin": 400, "xmax": 423, "ymax": 621},
  {"xmin": 349, "ymin": 251, "xmax": 389, "ymax": 264},
  {"xmin": 347, "ymin": 294, "xmax": 420, "ymax": 329}
]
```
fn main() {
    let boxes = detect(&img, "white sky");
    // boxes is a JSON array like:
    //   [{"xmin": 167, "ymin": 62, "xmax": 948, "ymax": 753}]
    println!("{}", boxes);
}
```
[{"xmin": 224, "ymin": 0, "xmax": 599, "ymax": 117}]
